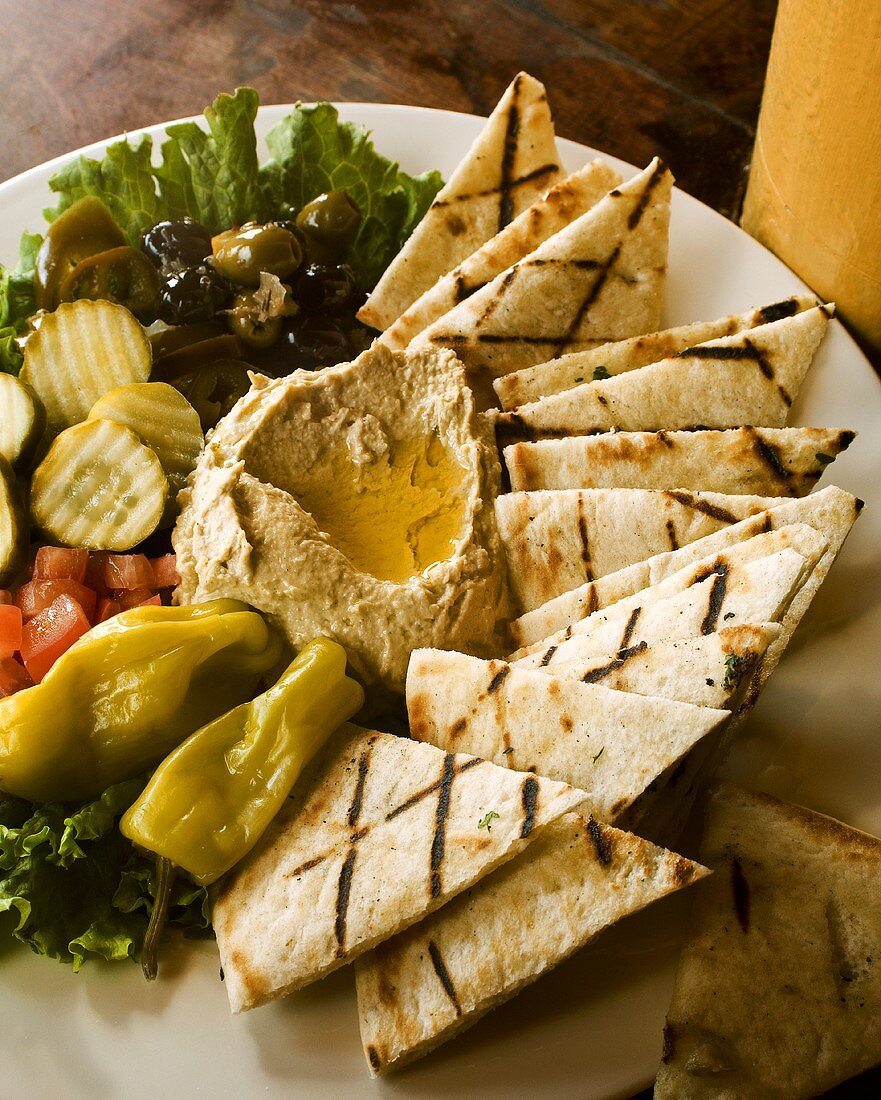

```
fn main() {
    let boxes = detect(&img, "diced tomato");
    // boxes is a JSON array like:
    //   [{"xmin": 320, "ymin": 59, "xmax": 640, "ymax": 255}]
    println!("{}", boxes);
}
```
[
  {"xmin": 96, "ymin": 598, "xmax": 122, "ymax": 624},
  {"xmin": 15, "ymin": 580, "xmax": 98, "ymax": 623},
  {"xmin": 149, "ymin": 554, "xmax": 180, "ymax": 589},
  {"xmin": 103, "ymin": 553, "xmax": 154, "ymax": 591},
  {"xmin": 84, "ymin": 551, "xmax": 111, "ymax": 597},
  {"xmin": 116, "ymin": 586, "xmax": 157, "ymax": 610},
  {"xmin": 0, "ymin": 590, "xmax": 12, "ymax": 605},
  {"xmin": 0, "ymin": 605, "xmax": 23, "ymax": 659},
  {"xmin": 32, "ymin": 546, "xmax": 89, "ymax": 584},
  {"xmin": 0, "ymin": 656, "xmax": 32, "ymax": 698},
  {"xmin": 19, "ymin": 595, "xmax": 91, "ymax": 683}
]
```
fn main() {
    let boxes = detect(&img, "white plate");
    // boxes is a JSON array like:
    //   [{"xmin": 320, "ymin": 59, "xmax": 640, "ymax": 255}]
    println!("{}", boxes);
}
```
[{"xmin": 1, "ymin": 104, "xmax": 880, "ymax": 1100}]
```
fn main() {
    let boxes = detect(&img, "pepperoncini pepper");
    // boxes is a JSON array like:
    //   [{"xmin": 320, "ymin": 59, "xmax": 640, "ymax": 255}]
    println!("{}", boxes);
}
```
[
  {"xmin": 121, "ymin": 637, "xmax": 363, "ymax": 979},
  {"xmin": 121, "ymin": 638, "xmax": 363, "ymax": 886},
  {"xmin": 34, "ymin": 196, "xmax": 127, "ymax": 311},
  {"xmin": 0, "ymin": 600, "xmax": 282, "ymax": 803}
]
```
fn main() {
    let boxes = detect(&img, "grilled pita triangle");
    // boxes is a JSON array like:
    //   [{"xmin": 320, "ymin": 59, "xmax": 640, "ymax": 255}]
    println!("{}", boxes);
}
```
[
  {"xmin": 357, "ymin": 73, "xmax": 561, "ymax": 332},
  {"xmin": 212, "ymin": 723, "xmax": 584, "ymax": 1012},
  {"xmin": 379, "ymin": 160, "xmax": 622, "ymax": 350},
  {"xmin": 504, "ymin": 425, "xmax": 855, "ymax": 494},
  {"xmin": 511, "ymin": 485, "xmax": 861, "ymax": 655},
  {"xmin": 357, "ymin": 814, "xmax": 707, "ymax": 1075},
  {"xmin": 512, "ymin": 526, "xmax": 824, "ymax": 666},
  {"xmin": 496, "ymin": 488, "xmax": 788, "ymax": 613},
  {"xmin": 497, "ymin": 304, "xmax": 832, "ymax": 440},
  {"xmin": 407, "ymin": 649, "xmax": 728, "ymax": 804},
  {"xmin": 413, "ymin": 158, "xmax": 673, "ymax": 386},
  {"xmin": 493, "ymin": 294, "xmax": 819, "ymax": 409},
  {"xmin": 657, "ymin": 784, "xmax": 881, "ymax": 1099}
]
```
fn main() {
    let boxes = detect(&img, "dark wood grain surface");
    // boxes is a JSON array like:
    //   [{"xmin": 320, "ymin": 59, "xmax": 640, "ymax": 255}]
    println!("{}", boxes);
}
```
[{"xmin": 2, "ymin": 2, "xmax": 880, "ymax": 1096}]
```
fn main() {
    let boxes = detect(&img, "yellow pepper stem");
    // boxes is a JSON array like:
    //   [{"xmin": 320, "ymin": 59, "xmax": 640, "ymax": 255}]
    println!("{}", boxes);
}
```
[
  {"xmin": 120, "ymin": 638, "xmax": 364, "ymax": 888},
  {"xmin": 141, "ymin": 856, "xmax": 175, "ymax": 981}
]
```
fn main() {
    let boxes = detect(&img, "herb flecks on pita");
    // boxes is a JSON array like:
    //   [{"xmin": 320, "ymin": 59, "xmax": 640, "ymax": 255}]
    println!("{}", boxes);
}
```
[
  {"xmin": 212, "ymin": 723, "xmax": 584, "ymax": 1012},
  {"xmin": 358, "ymin": 814, "xmax": 707, "ymax": 1075},
  {"xmin": 497, "ymin": 304, "xmax": 832, "ymax": 440},
  {"xmin": 407, "ymin": 649, "xmax": 728, "ymax": 809},
  {"xmin": 493, "ymin": 294, "xmax": 819, "ymax": 410},
  {"xmin": 413, "ymin": 158, "xmax": 673, "ymax": 383},
  {"xmin": 358, "ymin": 72, "xmax": 560, "ymax": 331},
  {"xmin": 657, "ymin": 784, "xmax": 881, "ymax": 1099}
]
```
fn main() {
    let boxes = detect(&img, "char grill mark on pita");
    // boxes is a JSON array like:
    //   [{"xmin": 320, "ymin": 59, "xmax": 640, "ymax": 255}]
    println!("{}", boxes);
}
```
[
  {"xmin": 655, "ymin": 784, "xmax": 881, "ymax": 1099},
  {"xmin": 356, "ymin": 815, "xmax": 708, "ymax": 1075},
  {"xmin": 492, "ymin": 294, "xmax": 819, "ymax": 410},
  {"xmin": 358, "ymin": 72, "xmax": 561, "ymax": 332},
  {"xmin": 495, "ymin": 487, "xmax": 785, "ymax": 613},
  {"xmin": 413, "ymin": 158, "xmax": 672, "ymax": 381},
  {"xmin": 503, "ymin": 426, "xmax": 855, "ymax": 494},
  {"xmin": 406, "ymin": 648, "xmax": 729, "ymax": 806},
  {"xmin": 381, "ymin": 160, "xmax": 623, "ymax": 350},
  {"xmin": 580, "ymin": 639, "xmax": 649, "ymax": 682},
  {"xmin": 511, "ymin": 486, "xmax": 859, "ymax": 658},
  {"xmin": 496, "ymin": 305, "xmax": 831, "ymax": 439},
  {"xmin": 213, "ymin": 724, "xmax": 586, "ymax": 1013}
]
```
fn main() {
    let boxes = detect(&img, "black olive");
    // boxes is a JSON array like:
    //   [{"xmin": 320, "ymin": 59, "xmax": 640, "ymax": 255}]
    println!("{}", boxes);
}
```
[
  {"xmin": 157, "ymin": 264, "xmax": 233, "ymax": 325},
  {"xmin": 294, "ymin": 263, "xmax": 359, "ymax": 314},
  {"xmin": 142, "ymin": 219, "xmax": 213, "ymax": 270}
]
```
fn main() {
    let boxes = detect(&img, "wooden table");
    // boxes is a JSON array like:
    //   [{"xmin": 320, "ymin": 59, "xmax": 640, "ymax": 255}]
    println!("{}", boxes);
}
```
[{"xmin": 2, "ymin": 1, "xmax": 879, "ymax": 1095}]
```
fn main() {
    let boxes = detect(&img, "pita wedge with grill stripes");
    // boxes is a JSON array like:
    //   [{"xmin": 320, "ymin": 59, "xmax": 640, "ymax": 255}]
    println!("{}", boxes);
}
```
[
  {"xmin": 493, "ymin": 294, "xmax": 819, "ymax": 409},
  {"xmin": 379, "ymin": 160, "xmax": 622, "ymax": 350},
  {"xmin": 504, "ymin": 425, "xmax": 855, "ymax": 494},
  {"xmin": 407, "ymin": 650, "xmax": 729, "ymax": 804},
  {"xmin": 496, "ymin": 488, "xmax": 788, "ymax": 613},
  {"xmin": 511, "ymin": 484, "xmax": 861, "ymax": 650},
  {"xmin": 512, "ymin": 525, "xmax": 824, "ymax": 666},
  {"xmin": 212, "ymin": 723, "xmax": 585, "ymax": 1013},
  {"xmin": 656, "ymin": 784, "xmax": 881, "ymax": 1099},
  {"xmin": 357, "ymin": 73, "xmax": 561, "ymax": 332},
  {"xmin": 496, "ymin": 304, "xmax": 832, "ymax": 441},
  {"xmin": 412, "ymin": 158, "xmax": 672, "ymax": 383},
  {"xmin": 357, "ymin": 815, "xmax": 707, "ymax": 1075}
]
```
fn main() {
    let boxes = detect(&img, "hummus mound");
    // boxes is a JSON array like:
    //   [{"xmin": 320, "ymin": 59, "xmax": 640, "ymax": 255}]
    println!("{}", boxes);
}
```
[{"xmin": 173, "ymin": 342, "xmax": 511, "ymax": 693}]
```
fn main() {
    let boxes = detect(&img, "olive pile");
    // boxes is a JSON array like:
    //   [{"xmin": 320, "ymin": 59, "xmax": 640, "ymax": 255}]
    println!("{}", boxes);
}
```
[{"xmin": 141, "ymin": 189, "xmax": 373, "ymax": 377}]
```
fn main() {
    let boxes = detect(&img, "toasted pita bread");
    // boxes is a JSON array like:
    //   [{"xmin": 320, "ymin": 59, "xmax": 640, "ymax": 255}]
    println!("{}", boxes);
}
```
[
  {"xmin": 497, "ymin": 304, "xmax": 832, "ymax": 440},
  {"xmin": 357, "ymin": 73, "xmax": 560, "ymax": 332},
  {"xmin": 212, "ymin": 723, "xmax": 584, "ymax": 1013},
  {"xmin": 496, "ymin": 488, "xmax": 787, "ymax": 613},
  {"xmin": 413, "ymin": 159, "xmax": 672, "ymax": 386},
  {"xmin": 504, "ymin": 425, "xmax": 855, "ymax": 494},
  {"xmin": 380, "ymin": 160, "xmax": 623, "ymax": 350},
  {"xmin": 357, "ymin": 814, "xmax": 707, "ymax": 1075},
  {"xmin": 407, "ymin": 649, "xmax": 728, "ymax": 806},
  {"xmin": 511, "ymin": 485, "xmax": 861, "ymax": 656},
  {"xmin": 493, "ymin": 294, "xmax": 819, "ymax": 409},
  {"xmin": 514, "ymin": 541, "xmax": 821, "ymax": 677},
  {"xmin": 656, "ymin": 784, "xmax": 881, "ymax": 1099},
  {"xmin": 546, "ymin": 625, "xmax": 780, "ymax": 709}
]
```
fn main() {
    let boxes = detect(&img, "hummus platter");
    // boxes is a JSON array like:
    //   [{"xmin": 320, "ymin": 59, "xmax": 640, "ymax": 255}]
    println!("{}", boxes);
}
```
[{"xmin": 0, "ymin": 79, "xmax": 880, "ymax": 1100}]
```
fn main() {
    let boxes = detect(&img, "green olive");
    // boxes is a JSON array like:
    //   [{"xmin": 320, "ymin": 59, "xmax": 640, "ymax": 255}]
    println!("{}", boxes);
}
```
[
  {"xmin": 227, "ymin": 291, "xmax": 283, "ymax": 349},
  {"xmin": 211, "ymin": 223, "xmax": 302, "ymax": 287},
  {"xmin": 296, "ymin": 191, "xmax": 360, "ymax": 261}
]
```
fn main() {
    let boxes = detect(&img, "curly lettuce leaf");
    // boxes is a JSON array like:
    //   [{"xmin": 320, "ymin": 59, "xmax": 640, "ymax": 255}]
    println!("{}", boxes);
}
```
[
  {"xmin": 260, "ymin": 102, "xmax": 442, "ymax": 289},
  {"xmin": 0, "ymin": 231, "xmax": 42, "ymax": 375},
  {"xmin": 156, "ymin": 87, "xmax": 269, "ymax": 232},
  {"xmin": 42, "ymin": 90, "xmax": 442, "ymax": 291},
  {"xmin": 0, "ymin": 779, "xmax": 209, "ymax": 970}
]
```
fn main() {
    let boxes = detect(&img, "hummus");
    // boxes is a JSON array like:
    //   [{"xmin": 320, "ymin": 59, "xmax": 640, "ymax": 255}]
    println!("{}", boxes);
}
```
[{"xmin": 173, "ymin": 342, "xmax": 511, "ymax": 694}]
